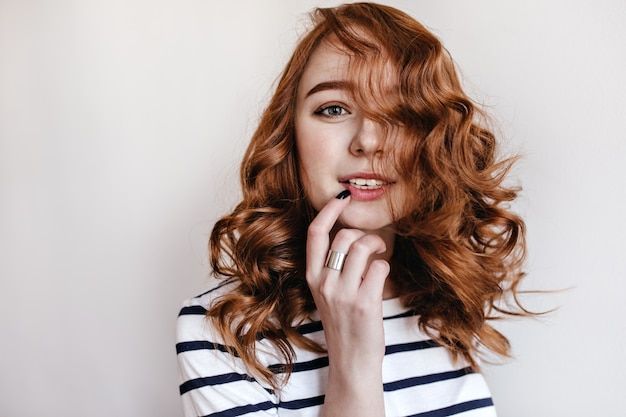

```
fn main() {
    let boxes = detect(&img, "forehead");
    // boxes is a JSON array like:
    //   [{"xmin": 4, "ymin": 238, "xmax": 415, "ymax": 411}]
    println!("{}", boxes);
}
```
[
  {"xmin": 296, "ymin": 37, "xmax": 397, "ymax": 106},
  {"xmin": 297, "ymin": 41, "xmax": 351, "ymax": 98}
]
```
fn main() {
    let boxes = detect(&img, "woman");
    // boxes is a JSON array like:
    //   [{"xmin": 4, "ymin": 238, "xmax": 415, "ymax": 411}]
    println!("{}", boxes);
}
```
[{"xmin": 177, "ymin": 3, "xmax": 529, "ymax": 416}]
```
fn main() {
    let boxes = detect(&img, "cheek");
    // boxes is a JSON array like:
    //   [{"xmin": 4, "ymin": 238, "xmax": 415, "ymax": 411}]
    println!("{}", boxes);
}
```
[
  {"xmin": 295, "ymin": 142, "xmax": 316, "ymax": 197},
  {"xmin": 295, "ymin": 124, "xmax": 329, "ymax": 180},
  {"xmin": 296, "ymin": 150, "xmax": 332, "ymax": 213},
  {"xmin": 297, "ymin": 136, "xmax": 340, "ymax": 173},
  {"xmin": 295, "ymin": 119, "xmax": 346, "ymax": 210},
  {"xmin": 296, "ymin": 158, "xmax": 325, "ymax": 211}
]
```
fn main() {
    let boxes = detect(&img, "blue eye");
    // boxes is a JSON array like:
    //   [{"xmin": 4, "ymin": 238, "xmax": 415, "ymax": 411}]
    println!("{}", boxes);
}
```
[{"xmin": 315, "ymin": 105, "xmax": 350, "ymax": 118}]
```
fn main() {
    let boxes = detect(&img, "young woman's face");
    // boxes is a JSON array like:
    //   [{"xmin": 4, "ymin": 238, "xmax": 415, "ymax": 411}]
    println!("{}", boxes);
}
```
[{"xmin": 295, "ymin": 40, "xmax": 404, "ymax": 232}]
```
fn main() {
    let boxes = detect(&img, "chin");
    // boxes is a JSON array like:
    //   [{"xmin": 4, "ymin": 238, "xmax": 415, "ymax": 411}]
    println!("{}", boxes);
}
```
[{"xmin": 337, "ymin": 212, "xmax": 393, "ymax": 232}]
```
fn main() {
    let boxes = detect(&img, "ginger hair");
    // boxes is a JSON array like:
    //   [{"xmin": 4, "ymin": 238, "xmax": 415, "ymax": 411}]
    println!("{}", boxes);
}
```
[{"xmin": 207, "ymin": 2, "xmax": 529, "ymax": 389}]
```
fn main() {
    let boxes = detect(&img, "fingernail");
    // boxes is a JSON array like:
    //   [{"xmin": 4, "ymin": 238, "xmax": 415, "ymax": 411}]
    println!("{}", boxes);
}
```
[{"xmin": 336, "ymin": 190, "xmax": 351, "ymax": 199}]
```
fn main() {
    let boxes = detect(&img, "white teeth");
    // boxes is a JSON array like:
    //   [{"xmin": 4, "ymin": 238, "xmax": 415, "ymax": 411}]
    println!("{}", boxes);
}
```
[{"xmin": 348, "ymin": 178, "xmax": 386, "ymax": 189}]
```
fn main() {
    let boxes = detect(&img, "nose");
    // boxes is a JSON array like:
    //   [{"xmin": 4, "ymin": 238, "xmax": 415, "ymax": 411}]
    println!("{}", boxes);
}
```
[{"xmin": 349, "ymin": 118, "xmax": 383, "ymax": 157}]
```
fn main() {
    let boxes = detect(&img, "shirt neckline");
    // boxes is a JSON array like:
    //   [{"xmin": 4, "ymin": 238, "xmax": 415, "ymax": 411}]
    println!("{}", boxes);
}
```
[{"xmin": 382, "ymin": 296, "xmax": 411, "ymax": 318}]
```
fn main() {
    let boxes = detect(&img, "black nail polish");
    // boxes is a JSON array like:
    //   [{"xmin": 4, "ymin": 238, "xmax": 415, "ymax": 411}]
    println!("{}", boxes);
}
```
[{"xmin": 336, "ymin": 190, "xmax": 351, "ymax": 199}]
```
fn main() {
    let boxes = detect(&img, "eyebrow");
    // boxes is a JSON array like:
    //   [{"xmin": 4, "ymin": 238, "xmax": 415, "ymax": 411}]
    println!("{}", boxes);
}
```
[{"xmin": 305, "ymin": 80, "xmax": 352, "ymax": 98}]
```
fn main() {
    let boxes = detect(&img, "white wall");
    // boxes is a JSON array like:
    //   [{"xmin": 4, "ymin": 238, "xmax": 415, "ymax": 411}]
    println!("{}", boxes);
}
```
[{"xmin": 1, "ymin": 1, "xmax": 624, "ymax": 416}]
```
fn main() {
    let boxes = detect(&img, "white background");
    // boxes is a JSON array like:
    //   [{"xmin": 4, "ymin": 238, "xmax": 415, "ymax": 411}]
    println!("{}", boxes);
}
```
[{"xmin": 1, "ymin": 1, "xmax": 624, "ymax": 416}]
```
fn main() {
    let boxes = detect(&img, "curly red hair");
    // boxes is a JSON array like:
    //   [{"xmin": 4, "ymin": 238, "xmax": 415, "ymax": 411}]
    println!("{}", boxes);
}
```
[{"xmin": 208, "ymin": 2, "xmax": 529, "ymax": 388}]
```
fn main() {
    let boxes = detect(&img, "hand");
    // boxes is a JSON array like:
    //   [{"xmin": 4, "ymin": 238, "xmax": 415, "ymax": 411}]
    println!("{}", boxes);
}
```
[
  {"xmin": 306, "ymin": 193, "xmax": 390, "ymax": 416},
  {"xmin": 306, "ymin": 193, "xmax": 391, "ymax": 366}
]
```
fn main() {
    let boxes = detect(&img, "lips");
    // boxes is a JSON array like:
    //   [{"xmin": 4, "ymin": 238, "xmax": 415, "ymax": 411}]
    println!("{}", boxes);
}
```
[
  {"xmin": 339, "ymin": 173, "xmax": 394, "ymax": 200},
  {"xmin": 346, "ymin": 178, "xmax": 389, "ymax": 189},
  {"xmin": 339, "ymin": 172, "xmax": 394, "ymax": 187}
]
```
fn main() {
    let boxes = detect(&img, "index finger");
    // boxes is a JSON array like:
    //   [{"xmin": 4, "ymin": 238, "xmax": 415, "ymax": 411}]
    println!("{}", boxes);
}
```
[{"xmin": 306, "ymin": 190, "xmax": 351, "ymax": 272}]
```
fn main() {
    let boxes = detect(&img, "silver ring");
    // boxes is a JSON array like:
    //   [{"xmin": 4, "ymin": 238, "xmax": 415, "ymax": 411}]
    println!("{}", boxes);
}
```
[{"xmin": 325, "ymin": 250, "xmax": 347, "ymax": 271}]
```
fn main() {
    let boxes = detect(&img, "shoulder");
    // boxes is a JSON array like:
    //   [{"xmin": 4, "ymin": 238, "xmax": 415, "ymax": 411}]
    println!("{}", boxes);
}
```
[
  {"xmin": 176, "ymin": 278, "xmax": 280, "ymax": 417},
  {"xmin": 178, "ymin": 276, "xmax": 237, "ymax": 315},
  {"xmin": 176, "ymin": 276, "xmax": 237, "ymax": 346}
]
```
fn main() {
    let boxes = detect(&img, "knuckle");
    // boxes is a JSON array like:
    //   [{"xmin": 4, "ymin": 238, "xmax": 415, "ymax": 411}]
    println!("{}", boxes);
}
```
[
  {"xmin": 367, "ymin": 259, "xmax": 391, "ymax": 280},
  {"xmin": 332, "ymin": 294, "xmax": 352, "ymax": 309},
  {"xmin": 353, "ymin": 302, "xmax": 370, "ymax": 316},
  {"xmin": 307, "ymin": 222, "xmax": 326, "ymax": 239},
  {"xmin": 349, "ymin": 236, "xmax": 380, "ymax": 254},
  {"xmin": 317, "ymin": 280, "xmax": 335, "ymax": 300},
  {"xmin": 349, "ymin": 239, "xmax": 370, "ymax": 253},
  {"xmin": 369, "ymin": 259, "xmax": 390, "ymax": 276},
  {"xmin": 363, "ymin": 233, "xmax": 385, "ymax": 247},
  {"xmin": 318, "ymin": 281, "xmax": 350, "ymax": 304},
  {"xmin": 334, "ymin": 228, "xmax": 361, "ymax": 242}
]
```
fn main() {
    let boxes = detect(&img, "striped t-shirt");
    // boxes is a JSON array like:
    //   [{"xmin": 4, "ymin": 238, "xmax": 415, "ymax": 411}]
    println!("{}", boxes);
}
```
[{"xmin": 176, "ymin": 278, "xmax": 497, "ymax": 417}]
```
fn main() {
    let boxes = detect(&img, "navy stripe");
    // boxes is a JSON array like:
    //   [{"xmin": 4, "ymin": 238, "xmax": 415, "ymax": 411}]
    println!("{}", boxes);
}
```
[
  {"xmin": 178, "ymin": 339, "xmax": 437, "ymax": 357},
  {"xmin": 295, "ymin": 308, "xmax": 417, "ymax": 334},
  {"xmin": 200, "ymin": 401, "xmax": 276, "ymax": 417},
  {"xmin": 268, "ymin": 356, "xmax": 329, "ymax": 374},
  {"xmin": 384, "ymin": 309, "xmax": 418, "ymax": 320},
  {"xmin": 176, "ymin": 341, "xmax": 234, "ymax": 355},
  {"xmin": 296, "ymin": 320, "xmax": 323, "ymax": 335},
  {"xmin": 407, "ymin": 398, "xmax": 494, "ymax": 417},
  {"xmin": 265, "ymin": 342, "xmax": 440, "ymax": 376},
  {"xmin": 384, "ymin": 367, "xmax": 474, "ymax": 392},
  {"xmin": 292, "ymin": 356, "xmax": 329, "ymax": 372},
  {"xmin": 194, "ymin": 278, "xmax": 237, "ymax": 299},
  {"xmin": 180, "ymin": 372, "xmax": 254, "ymax": 395},
  {"xmin": 385, "ymin": 340, "xmax": 439, "ymax": 355},
  {"xmin": 179, "ymin": 305, "xmax": 208, "ymax": 316},
  {"xmin": 279, "ymin": 395, "xmax": 325, "ymax": 410},
  {"xmin": 268, "ymin": 341, "xmax": 438, "ymax": 374}
]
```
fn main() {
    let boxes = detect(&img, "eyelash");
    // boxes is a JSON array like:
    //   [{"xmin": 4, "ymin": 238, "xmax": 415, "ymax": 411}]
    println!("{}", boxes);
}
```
[{"xmin": 314, "ymin": 104, "xmax": 351, "ymax": 118}]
